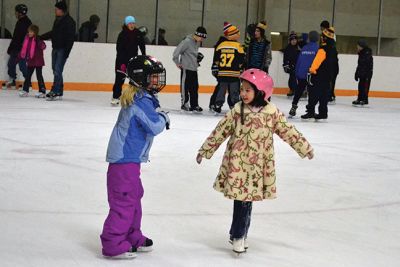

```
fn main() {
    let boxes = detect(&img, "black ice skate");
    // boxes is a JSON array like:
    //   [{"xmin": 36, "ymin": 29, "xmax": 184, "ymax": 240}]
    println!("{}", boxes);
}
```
[
  {"xmin": 328, "ymin": 96, "xmax": 336, "ymax": 105},
  {"xmin": 46, "ymin": 91, "xmax": 63, "ymax": 101},
  {"xmin": 288, "ymin": 104, "xmax": 298, "ymax": 118},
  {"xmin": 132, "ymin": 238, "xmax": 153, "ymax": 252},
  {"xmin": 301, "ymin": 113, "xmax": 315, "ymax": 120},
  {"xmin": 181, "ymin": 103, "xmax": 190, "ymax": 112},
  {"xmin": 190, "ymin": 106, "xmax": 203, "ymax": 113},
  {"xmin": 352, "ymin": 100, "xmax": 368, "ymax": 107},
  {"xmin": 212, "ymin": 105, "xmax": 222, "ymax": 114},
  {"xmin": 314, "ymin": 114, "xmax": 328, "ymax": 122}
]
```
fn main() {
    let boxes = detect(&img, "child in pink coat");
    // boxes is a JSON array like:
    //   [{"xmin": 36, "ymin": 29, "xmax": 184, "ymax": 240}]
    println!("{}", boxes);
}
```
[{"xmin": 19, "ymin": 24, "xmax": 46, "ymax": 97}]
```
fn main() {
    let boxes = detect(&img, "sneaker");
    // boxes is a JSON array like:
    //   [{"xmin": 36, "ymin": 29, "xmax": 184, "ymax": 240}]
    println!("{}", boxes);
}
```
[
  {"xmin": 190, "ymin": 106, "xmax": 203, "ymax": 113},
  {"xmin": 19, "ymin": 91, "xmax": 29, "ymax": 97},
  {"xmin": 181, "ymin": 103, "xmax": 190, "ymax": 111},
  {"xmin": 288, "ymin": 104, "xmax": 297, "ymax": 117},
  {"xmin": 314, "ymin": 114, "xmax": 328, "ymax": 121},
  {"xmin": 301, "ymin": 113, "xmax": 315, "ymax": 120},
  {"xmin": 111, "ymin": 98, "xmax": 120, "ymax": 105},
  {"xmin": 35, "ymin": 92, "xmax": 46, "ymax": 98},
  {"xmin": 136, "ymin": 238, "xmax": 153, "ymax": 252},
  {"xmin": 46, "ymin": 91, "xmax": 62, "ymax": 101},
  {"xmin": 104, "ymin": 248, "xmax": 137, "ymax": 259}
]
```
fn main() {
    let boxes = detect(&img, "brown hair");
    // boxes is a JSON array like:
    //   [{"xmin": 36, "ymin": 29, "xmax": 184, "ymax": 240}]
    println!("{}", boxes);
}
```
[{"xmin": 28, "ymin": 24, "xmax": 39, "ymax": 36}]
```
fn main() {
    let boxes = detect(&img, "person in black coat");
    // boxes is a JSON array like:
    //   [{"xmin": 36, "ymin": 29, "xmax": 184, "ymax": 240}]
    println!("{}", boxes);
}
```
[
  {"xmin": 78, "ymin": 14, "xmax": 100, "ymax": 42},
  {"xmin": 41, "ymin": 0, "xmax": 76, "ymax": 100},
  {"xmin": 151, "ymin": 28, "xmax": 168, "ymax": 46},
  {"xmin": 111, "ymin": 16, "xmax": 146, "ymax": 105},
  {"xmin": 353, "ymin": 39, "xmax": 373, "ymax": 106},
  {"xmin": 282, "ymin": 31, "xmax": 300, "ymax": 97},
  {"xmin": 0, "ymin": 27, "xmax": 13, "ymax": 39},
  {"xmin": 5, "ymin": 4, "xmax": 31, "ymax": 88}
]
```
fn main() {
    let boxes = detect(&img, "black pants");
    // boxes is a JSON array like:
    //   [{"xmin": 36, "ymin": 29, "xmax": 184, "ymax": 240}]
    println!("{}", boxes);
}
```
[
  {"xmin": 292, "ymin": 79, "xmax": 307, "ymax": 106},
  {"xmin": 306, "ymin": 78, "xmax": 330, "ymax": 117},
  {"xmin": 229, "ymin": 200, "xmax": 253, "ymax": 239},
  {"xmin": 180, "ymin": 69, "xmax": 199, "ymax": 108},
  {"xmin": 330, "ymin": 73, "xmax": 338, "ymax": 99},
  {"xmin": 288, "ymin": 71, "xmax": 297, "ymax": 92},
  {"xmin": 112, "ymin": 70, "xmax": 126, "ymax": 99},
  {"xmin": 358, "ymin": 77, "xmax": 371, "ymax": 103},
  {"xmin": 23, "ymin": 67, "xmax": 46, "ymax": 93}
]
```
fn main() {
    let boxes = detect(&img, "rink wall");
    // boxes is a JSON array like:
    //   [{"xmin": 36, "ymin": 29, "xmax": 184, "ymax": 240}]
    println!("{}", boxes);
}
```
[{"xmin": 1, "ymin": 39, "xmax": 400, "ymax": 98}]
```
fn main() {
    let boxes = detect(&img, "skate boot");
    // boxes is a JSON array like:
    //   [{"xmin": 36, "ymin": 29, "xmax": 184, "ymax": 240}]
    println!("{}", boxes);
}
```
[
  {"xmin": 301, "ymin": 113, "xmax": 314, "ymax": 120},
  {"xmin": 314, "ymin": 114, "xmax": 328, "ymax": 122},
  {"xmin": 328, "ymin": 96, "xmax": 336, "ymax": 105},
  {"xmin": 5, "ymin": 79, "xmax": 16, "ymax": 90},
  {"xmin": 136, "ymin": 238, "xmax": 153, "ymax": 252},
  {"xmin": 212, "ymin": 105, "xmax": 222, "ymax": 114},
  {"xmin": 110, "ymin": 98, "xmax": 120, "ymax": 106},
  {"xmin": 232, "ymin": 238, "xmax": 246, "ymax": 255},
  {"xmin": 229, "ymin": 237, "xmax": 249, "ymax": 250},
  {"xmin": 46, "ymin": 91, "xmax": 62, "ymax": 101},
  {"xmin": 352, "ymin": 100, "xmax": 368, "ymax": 107},
  {"xmin": 19, "ymin": 91, "xmax": 29, "ymax": 97},
  {"xmin": 288, "ymin": 104, "xmax": 297, "ymax": 118},
  {"xmin": 35, "ymin": 90, "xmax": 46, "ymax": 98},
  {"xmin": 190, "ymin": 106, "xmax": 203, "ymax": 113},
  {"xmin": 104, "ymin": 248, "xmax": 137, "ymax": 259},
  {"xmin": 181, "ymin": 103, "xmax": 190, "ymax": 112},
  {"xmin": 286, "ymin": 89, "xmax": 294, "ymax": 97}
]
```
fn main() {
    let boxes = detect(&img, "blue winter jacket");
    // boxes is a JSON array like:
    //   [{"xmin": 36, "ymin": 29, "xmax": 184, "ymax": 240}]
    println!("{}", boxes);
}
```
[
  {"xmin": 295, "ymin": 42, "xmax": 319, "ymax": 80},
  {"xmin": 106, "ymin": 90, "xmax": 166, "ymax": 163}
]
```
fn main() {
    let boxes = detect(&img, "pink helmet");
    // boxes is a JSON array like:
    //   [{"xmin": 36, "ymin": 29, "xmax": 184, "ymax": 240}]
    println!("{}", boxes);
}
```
[{"xmin": 240, "ymin": 68, "xmax": 274, "ymax": 99}]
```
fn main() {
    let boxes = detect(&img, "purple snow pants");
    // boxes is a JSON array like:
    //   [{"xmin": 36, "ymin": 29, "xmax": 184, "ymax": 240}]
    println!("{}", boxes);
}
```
[{"xmin": 100, "ymin": 162, "xmax": 147, "ymax": 257}]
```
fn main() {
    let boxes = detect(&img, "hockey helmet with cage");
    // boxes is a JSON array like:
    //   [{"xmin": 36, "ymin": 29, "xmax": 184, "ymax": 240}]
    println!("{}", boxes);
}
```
[
  {"xmin": 15, "ymin": 4, "xmax": 28, "ymax": 15},
  {"xmin": 127, "ymin": 55, "xmax": 166, "ymax": 93}
]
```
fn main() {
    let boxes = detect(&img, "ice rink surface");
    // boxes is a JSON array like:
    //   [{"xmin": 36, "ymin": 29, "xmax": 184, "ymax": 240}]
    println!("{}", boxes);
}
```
[{"xmin": 0, "ymin": 89, "xmax": 399, "ymax": 267}]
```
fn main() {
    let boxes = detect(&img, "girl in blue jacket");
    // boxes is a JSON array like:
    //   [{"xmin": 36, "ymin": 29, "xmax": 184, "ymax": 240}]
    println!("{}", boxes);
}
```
[{"xmin": 100, "ymin": 55, "xmax": 170, "ymax": 259}]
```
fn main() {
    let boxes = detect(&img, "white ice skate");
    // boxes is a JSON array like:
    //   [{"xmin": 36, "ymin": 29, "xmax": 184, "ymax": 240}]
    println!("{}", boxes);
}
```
[
  {"xmin": 229, "ymin": 238, "xmax": 249, "ymax": 249},
  {"xmin": 35, "ymin": 92, "xmax": 46, "ymax": 98},
  {"xmin": 232, "ymin": 238, "xmax": 246, "ymax": 256},
  {"xmin": 19, "ymin": 91, "xmax": 29, "ymax": 97},
  {"xmin": 111, "ymin": 98, "xmax": 120, "ymax": 106}
]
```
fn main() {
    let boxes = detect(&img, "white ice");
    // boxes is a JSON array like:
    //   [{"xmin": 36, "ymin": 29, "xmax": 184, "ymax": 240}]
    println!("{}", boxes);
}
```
[{"xmin": 0, "ymin": 90, "xmax": 399, "ymax": 267}]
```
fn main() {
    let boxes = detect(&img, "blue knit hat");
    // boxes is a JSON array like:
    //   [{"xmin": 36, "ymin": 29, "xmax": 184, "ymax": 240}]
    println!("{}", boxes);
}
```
[{"xmin": 124, "ymin": 16, "xmax": 136, "ymax": 25}]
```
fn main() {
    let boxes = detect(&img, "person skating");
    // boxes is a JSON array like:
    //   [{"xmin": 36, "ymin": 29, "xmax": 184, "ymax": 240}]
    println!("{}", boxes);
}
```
[
  {"xmin": 212, "ymin": 23, "xmax": 245, "ymax": 113},
  {"xmin": 353, "ymin": 39, "xmax": 373, "ymax": 106},
  {"xmin": 172, "ymin": 26, "xmax": 207, "ymax": 112},
  {"xmin": 41, "ymin": 0, "xmax": 76, "ymax": 101},
  {"xmin": 100, "ymin": 55, "xmax": 170, "ymax": 259},
  {"xmin": 288, "ymin": 31, "xmax": 319, "ymax": 117},
  {"xmin": 282, "ymin": 31, "xmax": 300, "ymax": 97},
  {"xmin": 301, "ymin": 27, "xmax": 336, "ymax": 121},
  {"xmin": 110, "ymin": 16, "xmax": 146, "ymax": 105},
  {"xmin": 196, "ymin": 68, "xmax": 314, "ymax": 255},
  {"xmin": 78, "ymin": 14, "xmax": 100, "ymax": 42},
  {"xmin": 18, "ymin": 25, "xmax": 47, "ymax": 98},
  {"xmin": 5, "ymin": 4, "xmax": 31, "ymax": 90}
]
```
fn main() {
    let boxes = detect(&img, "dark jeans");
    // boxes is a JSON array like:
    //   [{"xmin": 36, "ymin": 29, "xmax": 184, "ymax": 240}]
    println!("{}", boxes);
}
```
[
  {"xmin": 51, "ymin": 48, "xmax": 67, "ymax": 94},
  {"xmin": 306, "ymin": 78, "xmax": 330, "ymax": 117},
  {"xmin": 180, "ymin": 69, "xmax": 199, "ymax": 108},
  {"xmin": 229, "ymin": 200, "xmax": 253, "ymax": 239},
  {"xmin": 209, "ymin": 83, "xmax": 234, "ymax": 108},
  {"xmin": 288, "ymin": 71, "xmax": 297, "ymax": 92},
  {"xmin": 23, "ymin": 67, "xmax": 46, "ymax": 93},
  {"xmin": 292, "ymin": 79, "xmax": 308, "ymax": 106},
  {"xmin": 112, "ymin": 70, "xmax": 126, "ymax": 99},
  {"xmin": 330, "ymin": 74, "xmax": 338, "ymax": 99},
  {"xmin": 215, "ymin": 81, "xmax": 240, "ymax": 108},
  {"xmin": 357, "ymin": 77, "xmax": 371, "ymax": 103},
  {"xmin": 7, "ymin": 50, "xmax": 28, "ymax": 80}
]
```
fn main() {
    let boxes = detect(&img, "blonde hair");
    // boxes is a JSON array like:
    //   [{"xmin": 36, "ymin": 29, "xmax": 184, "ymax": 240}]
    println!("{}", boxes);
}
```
[{"xmin": 120, "ymin": 84, "xmax": 140, "ymax": 108}]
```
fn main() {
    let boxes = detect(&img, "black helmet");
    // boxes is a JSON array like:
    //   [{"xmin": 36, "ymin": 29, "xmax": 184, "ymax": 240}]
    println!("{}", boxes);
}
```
[
  {"xmin": 127, "ymin": 55, "xmax": 166, "ymax": 93},
  {"xmin": 15, "ymin": 4, "xmax": 28, "ymax": 15}
]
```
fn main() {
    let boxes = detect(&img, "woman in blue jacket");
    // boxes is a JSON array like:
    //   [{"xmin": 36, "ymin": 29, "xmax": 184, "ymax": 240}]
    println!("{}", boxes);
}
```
[{"xmin": 100, "ymin": 55, "xmax": 170, "ymax": 259}]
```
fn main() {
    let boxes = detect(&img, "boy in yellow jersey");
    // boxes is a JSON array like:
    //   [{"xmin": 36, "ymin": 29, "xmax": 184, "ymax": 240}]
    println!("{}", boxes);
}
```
[{"xmin": 212, "ymin": 24, "xmax": 245, "ymax": 113}]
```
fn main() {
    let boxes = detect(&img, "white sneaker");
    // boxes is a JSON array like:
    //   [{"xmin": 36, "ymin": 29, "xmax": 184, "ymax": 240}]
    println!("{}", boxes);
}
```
[
  {"xmin": 111, "ymin": 98, "xmax": 120, "ymax": 105},
  {"xmin": 35, "ymin": 92, "xmax": 46, "ymax": 98},
  {"xmin": 232, "ymin": 238, "xmax": 246, "ymax": 254},
  {"xmin": 19, "ymin": 91, "xmax": 29, "ymax": 97}
]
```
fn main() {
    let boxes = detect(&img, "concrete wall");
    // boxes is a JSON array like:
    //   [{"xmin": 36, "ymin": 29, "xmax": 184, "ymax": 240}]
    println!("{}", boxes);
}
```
[{"xmin": 1, "ymin": 39, "xmax": 400, "ymax": 97}]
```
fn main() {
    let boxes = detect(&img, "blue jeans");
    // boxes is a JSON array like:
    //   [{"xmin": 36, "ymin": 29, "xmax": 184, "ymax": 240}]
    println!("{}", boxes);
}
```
[
  {"xmin": 7, "ymin": 50, "xmax": 28, "ymax": 80},
  {"xmin": 51, "ymin": 49, "xmax": 67, "ymax": 94},
  {"xmin": 229, "ymin": 200, "xmax": 253, "ymax": 239}
]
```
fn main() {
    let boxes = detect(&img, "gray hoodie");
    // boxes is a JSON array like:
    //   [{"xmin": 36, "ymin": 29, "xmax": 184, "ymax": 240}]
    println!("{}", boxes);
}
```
[{"xmin": 172, "ymin": 35, "xmax": 199, "ymax": 71}]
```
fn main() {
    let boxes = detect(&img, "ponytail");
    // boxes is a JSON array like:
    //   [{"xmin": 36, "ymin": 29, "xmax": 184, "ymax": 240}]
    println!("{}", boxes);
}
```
[{"xmin": 120, "ymin": 84, "xmax": 139, "ymax": 108}]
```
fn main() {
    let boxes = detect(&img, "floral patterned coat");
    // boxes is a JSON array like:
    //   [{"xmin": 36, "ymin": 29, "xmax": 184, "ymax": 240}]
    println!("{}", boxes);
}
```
[{"xmin": 198, "ymin": 102, "xmax": 313, "ymax": 202}]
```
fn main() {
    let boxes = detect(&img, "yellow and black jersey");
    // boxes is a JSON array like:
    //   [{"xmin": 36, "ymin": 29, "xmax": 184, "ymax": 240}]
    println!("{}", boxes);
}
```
[{"xmin": 214, "ymin": 40, "xmax": 245, "ymax": 81}]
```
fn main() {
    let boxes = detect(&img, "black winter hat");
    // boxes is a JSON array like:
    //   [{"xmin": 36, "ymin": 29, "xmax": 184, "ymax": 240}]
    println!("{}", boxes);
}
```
[
  {"xmin": 309, "ymin": 31, "xmax": 319, "ymax": 43},
  {"xmin": 55, "ymin": 1, "xmax": 68, "ymax": 12},
  {"xmin": 357, "ymin": 39, "xmax": 368, "ymax": 48},
  {"xmin": 195, "ymin": 26, "xmax": 207, "ymax": 39},
  {"xmin": 320, "ymin": 20, "xmax": 330, "ymax": 29}
]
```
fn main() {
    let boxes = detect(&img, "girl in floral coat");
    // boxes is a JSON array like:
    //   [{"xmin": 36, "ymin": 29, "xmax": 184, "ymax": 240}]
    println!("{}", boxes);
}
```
[{"xmin": 196, "ymin": 68, "xmax": 314, "ymax": 255}]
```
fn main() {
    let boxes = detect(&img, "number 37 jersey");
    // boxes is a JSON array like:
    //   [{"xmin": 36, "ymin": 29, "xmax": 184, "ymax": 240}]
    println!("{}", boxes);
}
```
[{"xmin": 214, "ymin": 40, "xmax": 245, "ymax": 82}]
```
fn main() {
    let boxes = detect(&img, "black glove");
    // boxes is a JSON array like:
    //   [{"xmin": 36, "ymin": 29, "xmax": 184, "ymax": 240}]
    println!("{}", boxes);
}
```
[
  {"xmin": 211, "ymin": 63, "xmax": 218, "ymax": 78},
  {"xmin": 158, "ymin": 111, "xmax": 170, "ymax": 130},
  {"xmin": 197, "ymin": 52, "xmax": 204, "ymax": 63},
  {"xmin": 354, "ymin": 73, "xmax": 359, "ymax": 82},
  {"xmin": 306, "ymin": 73, "xmax": 314, "ymax": 86}
]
